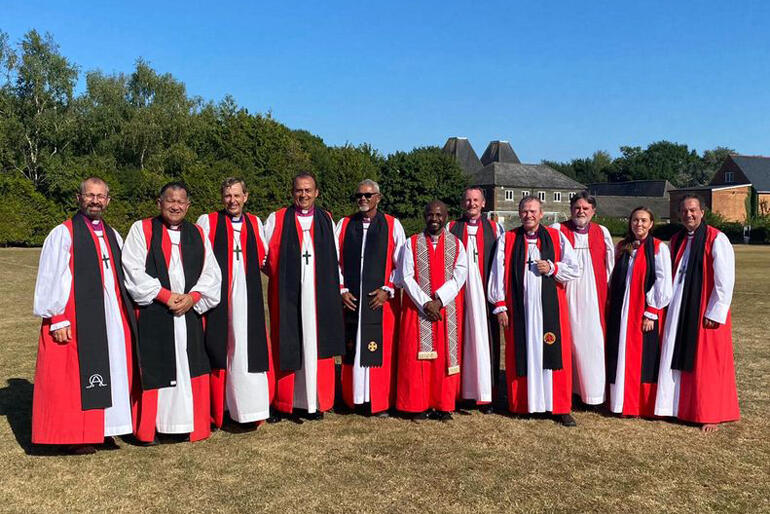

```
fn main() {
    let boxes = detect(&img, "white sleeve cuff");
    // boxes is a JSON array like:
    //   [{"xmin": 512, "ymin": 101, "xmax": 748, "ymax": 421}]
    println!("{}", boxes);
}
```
[
  {"xmin": 492, "ymin": 306, "xmax": 507, "ymax": 315},
  {"xmin": 340, "ymin": 288, "xmax": 349, "ymax": 295},
  {"xmin": 643, "ymin": 312, "xmax": 658, "ymax": 321},
  {"xmin": 381, "ymin": 285, "xmax": 395, "ymax": 298},
  {"xmin": 50, "ymin": 320, "xmax": 71, "ymax": 332},
  {"xmin": 705, "ymin": 301, "xmax": 729, "ymax": 325}
]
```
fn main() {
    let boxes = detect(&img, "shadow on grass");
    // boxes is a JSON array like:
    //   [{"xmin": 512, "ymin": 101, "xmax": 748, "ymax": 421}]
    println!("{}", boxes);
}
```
[{"xmin": 0, "ymin": 378, "xmax": 34, "ymax": 453}]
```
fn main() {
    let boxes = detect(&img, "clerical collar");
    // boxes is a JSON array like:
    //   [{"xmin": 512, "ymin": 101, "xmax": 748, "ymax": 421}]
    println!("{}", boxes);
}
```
[
  {"xmin": 632, "ymin": 237, "xmax": 647, "ymax": 249},
  {"xmin": 166, "ymin": 224, "xmax": 181, "ymax": 231},
  {"xmin": 227, "ymin": 213, "xmax": 243, "ymax": 223},
  {"xmin": 572, "ymin": 222, "xmax": 590, "ymax": 234},
  {"xmin": 465, "ymin": 216, "xmax": 480, "ymax": 226},
  {"xmin": 90, "ymin": 219, "xmax": 104, "ymax": 232},
  {"xmin": 297, "ymin": 208, "xmax": 315, "ymax": 217},
  {"xmin": 362, "ymin": 217, "xmax": 371, "ymax": 224},
  {"xmin": 525, "ymin": 231, "xmax": 538, "ymax": 240}
]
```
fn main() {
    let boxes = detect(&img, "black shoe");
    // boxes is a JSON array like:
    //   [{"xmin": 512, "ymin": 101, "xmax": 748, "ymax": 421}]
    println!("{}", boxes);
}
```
[
  {"xmin": 305, "ymin": 411, "xmax": 324, "ymax": 421},
  {"xmin": 226, "ymin": 421, "xmax": 259, "ymax": 433},
  {"xmin": 123, "ymin": 434, "xmax": 159, "ymax": 447},
  {"xmin": 160, "ymin": 433, "xmax": 190, "ymax": 444},
  {"xmin": 65, "ymin": 444, "xmax": 97, "ymax": 455},
  {"xmin": 479, "ymin": 404, "xmax": 495, "ymax": 415},
  {"xmin": 558, "ymin": 414, "xmax": 577, "ymax": 427},
  {"xmin": 411, "ymin": 411, "xmax": 430, "ymax": 421},
  {"xmin": 430, "ymin": 410, "xmax": 453, "ymax": 422},
  {"xmin": 372, "ymin": 411, "xmax": 390, "ymax": 418},
  {"xmin": 101, "ymin": 437, "xmax": 120, "ymax": 451},
  {"xmin": 266, "ymin": 413, "xmax": 282, "ymax": 424}
]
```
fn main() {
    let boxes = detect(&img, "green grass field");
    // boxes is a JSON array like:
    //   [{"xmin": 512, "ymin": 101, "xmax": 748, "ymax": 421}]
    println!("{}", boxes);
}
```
[{"xmin": 0, "ymin": 246, "xmax": 767, "ymax": 512}]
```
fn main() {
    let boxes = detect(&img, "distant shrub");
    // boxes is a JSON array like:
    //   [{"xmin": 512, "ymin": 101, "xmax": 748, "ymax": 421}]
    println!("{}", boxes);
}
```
[{"xmin": 0, "ymin": 175, "xmax": 66, "ymax": 246}]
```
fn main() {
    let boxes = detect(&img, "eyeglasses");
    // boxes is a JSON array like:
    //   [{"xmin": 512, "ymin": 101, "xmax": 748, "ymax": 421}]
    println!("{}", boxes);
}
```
[
  {"xmin": 354, "ymin": 192, "xmax": 378, "ymax": 199},
  {"xmin": 80, "ymin": 193, "xmax": 109, "ymax": 201}
]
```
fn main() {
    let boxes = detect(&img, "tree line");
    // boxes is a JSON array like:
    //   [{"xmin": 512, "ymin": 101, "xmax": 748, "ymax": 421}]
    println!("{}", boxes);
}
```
[{"xmin": 0, "ymin": 29, "xmax": 739, "ymax": 246}]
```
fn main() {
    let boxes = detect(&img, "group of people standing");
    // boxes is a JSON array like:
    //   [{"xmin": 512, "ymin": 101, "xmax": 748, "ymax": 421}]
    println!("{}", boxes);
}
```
[{"xmin": 31, "ymin": 172, "xmax": 740, "ymax": 455}]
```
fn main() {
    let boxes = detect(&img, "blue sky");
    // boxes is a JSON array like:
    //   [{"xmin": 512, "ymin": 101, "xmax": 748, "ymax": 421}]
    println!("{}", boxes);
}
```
[{"xmin": 3, "ymin": 1, "xmax": 769, "ymax": 162}]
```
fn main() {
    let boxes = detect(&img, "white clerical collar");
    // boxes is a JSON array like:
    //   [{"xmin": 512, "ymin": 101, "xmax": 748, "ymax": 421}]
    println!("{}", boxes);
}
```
[{"xmin": 167, "ymin": 224, "xmax": 180, "ymax": 231}]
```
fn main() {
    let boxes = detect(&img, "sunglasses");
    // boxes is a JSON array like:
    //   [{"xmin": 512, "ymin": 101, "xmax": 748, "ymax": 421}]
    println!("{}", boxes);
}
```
[{"xmin": 354, "ymin": 192, "xmax": 378, "ymax": 199}]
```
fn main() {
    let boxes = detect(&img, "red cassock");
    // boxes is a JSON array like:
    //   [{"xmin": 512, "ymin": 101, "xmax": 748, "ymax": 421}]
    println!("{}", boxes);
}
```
[
  {"xmin": 337, "ymin": 214, "xmax": 400, "ymax": 414},
  {"xmin": 499, "ymin": 228, "xmax": 573, "ymax": 415},
  {"xmin": 203, "ymin": 212, "xmax": 275, "ymax": 428},
  {"xmin": 265, "ymin": 208, "xmax": 340, "ymax": 414},
  {"xmin": 32, "ymin": 219, "xmax": 136, "ymax": 444},
  {"xmin": 658, "ymin": 226, "xmax": 740, "ymax": 424},
  {"xmin": 396, "ymin": 232, "xmax": 465, "ymax": 413},
  {"xmin": 131, "ymin": 219, "xmax": 212, "ymax": 443}
]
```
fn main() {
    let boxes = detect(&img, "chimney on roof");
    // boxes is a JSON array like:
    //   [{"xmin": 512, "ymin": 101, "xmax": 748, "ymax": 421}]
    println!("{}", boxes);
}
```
[
  {"xmin": 442, "ymin": 137, "xmax": 483, "ymax": 176},
  {"xmin": 481, "ymin": 140, "xmax": 521, "ymax": 165}
]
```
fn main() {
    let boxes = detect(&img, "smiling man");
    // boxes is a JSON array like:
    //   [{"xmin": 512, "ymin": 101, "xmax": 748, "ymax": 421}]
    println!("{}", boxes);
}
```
[
  {"xmin": 32, "ymin": 177, "xmax": 138, "ymax": 454},
  {"xmin": 488, "ymin": 195, "xmax": 580, "ymax": 426},
  {"xmin": 122, "ymin": 182, "xmax": 222, "ymax": 444},
  {"xmin": 550, "ymin": 191, "xmax": 614, "ymax": 407},
  {"xmin": 197, "ymin": 178, "xmax": 272, "ymax": 431},
  {"xmin": 396, "ymin": 200, "xmax": 467, "ymax": 421},
  {"xmin": 263, "ymin": 172, "xmax": 345, "ymax": 421},
  {"xmin": 655, "ymin": 194, "xmax": 739, "ymax": 432},
  {"xmin": 448, "ymin": 187, "xmax": 504, "ymax": 413},
  {"xmin": 337, "ymin": 179, "xmax": 405, "ymax": 416}
]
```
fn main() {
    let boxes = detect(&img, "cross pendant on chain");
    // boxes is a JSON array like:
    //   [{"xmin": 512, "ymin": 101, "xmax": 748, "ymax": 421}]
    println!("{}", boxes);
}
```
[
  {"xmin": 101, "ymin": 253, "xmax": 110, "ymax": 269},
  {"xmin": 234, "ymin": 245, "xmax": 242, "ymax": 261},
  {"xmin": 303, "ymin": 250, "xmax": 312, "ymax": 265}
]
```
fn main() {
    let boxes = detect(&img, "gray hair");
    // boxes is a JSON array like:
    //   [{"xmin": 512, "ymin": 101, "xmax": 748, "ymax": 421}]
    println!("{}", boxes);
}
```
[
  {"xmin": 79, "ymin": 177, "xmax": 110, "ymax": 195},
  {"xmin": 357, "ymin": 179, "xmax": 380, "ymax": 194},
  {"xmin": 518, "ymin": 195, "xmax": 542, "ymax": 211}
]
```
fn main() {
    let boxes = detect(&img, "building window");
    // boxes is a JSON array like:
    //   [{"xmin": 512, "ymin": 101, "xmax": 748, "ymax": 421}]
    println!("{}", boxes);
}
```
[
  {"xmin": 504, "ymin": 189, "xmax": 515, "ymax": 201},
  {"xmin": 553, "ymin": 192, "xmax": 562, "ymax": 202},
  {"xmin": 725, "ymin": 171, "xmax": 734, "ymax": 183},
  {"xmin": 538, "ymin": 191, "xmax": 546, "ymax": 202},
  {"xmin": 569, "ymin": 192, "xmax": 576, "ymax": 200},
  {"xmin": 521, "ymin": 190, "xmax": 530, "ymax": 198}
]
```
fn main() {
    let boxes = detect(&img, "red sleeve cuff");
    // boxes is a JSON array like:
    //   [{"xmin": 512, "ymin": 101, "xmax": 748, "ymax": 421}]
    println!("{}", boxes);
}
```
[
  {"xmin": 494, "ymin": 301, "xmax": 506, "ymax": 309},
  {"xmin": 644, "ymin": 307, "xmax": 661, "ymax": 316},
  {"xmin": 50, "ymin": 314, "xmax": 68, "ymax": 325},
  {"xmin": 190, "ymin": 292, "xmax": 202, "ymax": 304},
  {"xmin": 156, "ymin": 288, "xmax": 172, "ymax": 304}
]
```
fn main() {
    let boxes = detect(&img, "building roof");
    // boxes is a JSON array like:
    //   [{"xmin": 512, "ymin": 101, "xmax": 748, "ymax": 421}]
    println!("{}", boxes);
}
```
[
  {"xmin": 441, "ymin": 137, "xmax": 483, "ymax": 175},
  {"xmin": 588, "ymin": 180, "xmax": 673, "ymax": 197},
  {"xmin": 471, "ymin": 161, "xmax": 585, "ymax": 190},
  {"xmin": 729, "ymin": 155, "xmax": 770, "ymax": 192},
  {"xmin": 480, "ymin": 140, "xmax": 521, "ymax": 165},
  {"xmin": 595, "ymin": 196, "xmax": 671, "ymax": 220}
]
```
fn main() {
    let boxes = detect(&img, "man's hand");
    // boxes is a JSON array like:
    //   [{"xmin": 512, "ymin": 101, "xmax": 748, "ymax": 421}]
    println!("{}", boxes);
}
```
[
  {"xmin": 423, "ymin": 299, "xmax": 443, "ymax": 322},
  {"xmin": 165, "ymin": 292, "xmax": 184, "ymax": 308},
  {"xmin": 170, "ymin": 294, "xmax": 196, "ymax": 316},
  {"xmin": 341, "ymin": 291, "xmax": 358, "ymax": 311},
  {"xmin": 496, "ymin": 311, "xmax": 509, "ymax": 328},
  {"xmin": 703, "ymin": 317, "xmax": 720, "ymax": 329},
  {"xmin": 535, "ymin": 260, "xmax": 551, "ymax": 275},
  {"xmin": 51, "ymin": 326, "xmax": 72, "ymax": 344},
  {"xmin": 642, "ymin": 318, "xmax": 655, "ymax": 333},
  {"xmin": 368, "ymin": 289, "xmax": 389, "ymax": 310}
]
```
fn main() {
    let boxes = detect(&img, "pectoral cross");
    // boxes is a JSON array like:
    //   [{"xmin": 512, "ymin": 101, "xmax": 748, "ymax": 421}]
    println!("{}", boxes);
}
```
[
  {"xmin": 101, "ymin": 253, "xmax": 110, "ymax": 269},
  {"xmin": 303, "ymin": 250, "xmax": 312, "ymax": 265},
  {"xmin": 678, "ymin": 263, "xmax": 687, "ymax": 283},
  {"xmin": 473, "ymin": 249, "xmax": 479, "ymax": 264},
  {"xmin": 234, "ymin": 245, "xmax": 242, "ymax": 261}
]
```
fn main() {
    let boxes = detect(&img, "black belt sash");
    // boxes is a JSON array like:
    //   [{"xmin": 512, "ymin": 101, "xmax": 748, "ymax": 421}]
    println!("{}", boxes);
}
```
[
  {"xmin": 206, "ymin": 211, "xmax": 269, "ymax": 373},
  {"xmin": 342, "ymin": 211, "xmax": 389, "ymax": 367},
  {"xmin": 510, "ymin": 225, "xmax": 562, "ymax": 377},
  {"xmin": 606, "ymin": 236, "xmax": 659, "ymax": 384},
  {"xmin": 671, "ymin": 222, "xmax": 707, "ymax": 372},
  {"xmin": 137, "ymin": 217, "xmax": 209, "ymax": 389},
  {"xmin": 277, "ymin": 207, "xmax": 345, "ymax": 371}
]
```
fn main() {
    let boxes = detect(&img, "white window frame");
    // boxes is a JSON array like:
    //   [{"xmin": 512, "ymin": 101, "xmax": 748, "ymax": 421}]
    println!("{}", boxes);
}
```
[
  {"xmin": 521, "ymin": 190, "xmax": 530, "ymax": 198},
  {"xmin": 504, "ymin": 189, "xmax": 515, "ymax": 201},
  {"xmin": 569, "ymin": 192, "xmax": 577, "ymax": 200},
  {"xmin": 538, "ymin": 191, "xmax": 546, "ymax": 202},
  {"xmin": 553, "ymin": 192, "xmax": 562, "ymax": 202},
  {"xmin": 725, "ymin": 171, "xmax": 734, "ymax": 183}
]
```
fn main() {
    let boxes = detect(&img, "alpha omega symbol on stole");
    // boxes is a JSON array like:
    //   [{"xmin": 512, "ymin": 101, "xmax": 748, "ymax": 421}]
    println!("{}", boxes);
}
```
[
  {"xmin": 86, "ymin": 373, "xmax": 107, "ymax": 389},
  {"xmin": 543, "ymin": 332, "xmax": 557, "ymax": 345}
]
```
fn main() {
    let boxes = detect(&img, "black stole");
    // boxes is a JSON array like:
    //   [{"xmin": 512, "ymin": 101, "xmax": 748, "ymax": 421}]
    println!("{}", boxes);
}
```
[
  {"xmin": 671, "ymin": 222, "xmax": 708, "ymax": 372},
  {"xmin": 510, "ymin": 225, "xmax": 562, "ymax": 377},
  {"xmin": 277, "ymin": 207, "xmax": 345, "ymax": 371},
  {"xmin": 342, "ymin": 211, "xmax": 389, "ymax": 367},
  {"xmin": 605, "ymin": 237, "xmax": 659, "ymax": 384},
  {"xmin": 450, "ymin": 217, "xmax": 501, "ymax": 388},
  {"xmin": 137, "ymin": 217, "xmax": 209, "ymax": 389},
  {"xmin": 72, "ymin": 213, "xmax": 138, "ymax": 410},
  {"xmin": 206, "ymin": 211, "xmax": 269, "ymax": 373}
]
